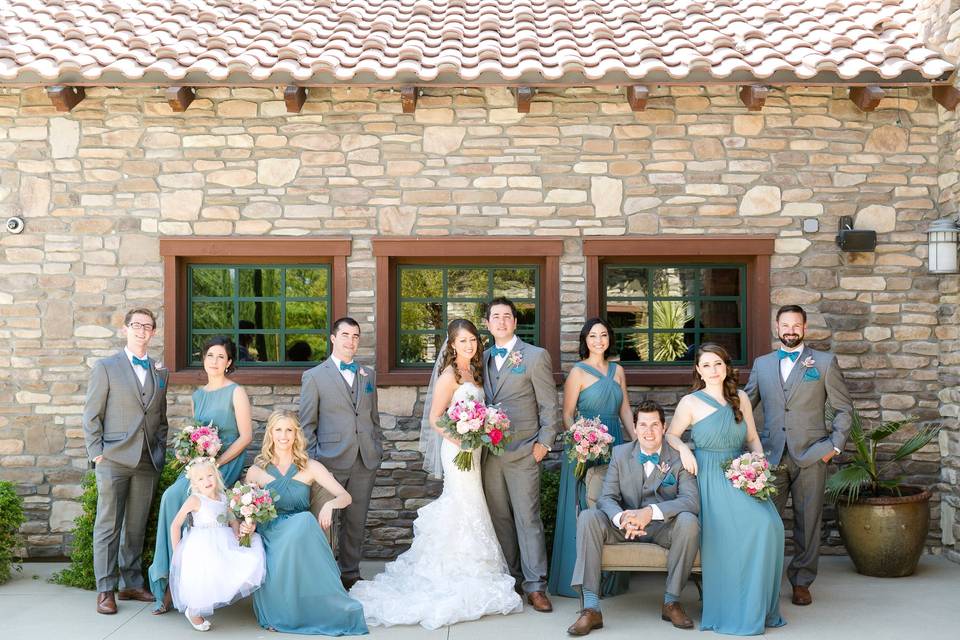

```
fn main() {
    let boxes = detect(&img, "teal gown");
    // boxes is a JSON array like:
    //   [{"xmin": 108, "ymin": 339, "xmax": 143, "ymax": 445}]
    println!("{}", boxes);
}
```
[
  {"xmin": 691, "ymin": 390, "xmax": 786, "ymax": 635},
  {"xmin": 548, "ymin": 361, "xmax": 629, "ymax": 598},
  {"xmin": 253, "ymin": 463, "xmax": 368, "ymax": 636},
  {"xmin": 149, "ymin": 384, "xmax": 246, "ymax": 607}
]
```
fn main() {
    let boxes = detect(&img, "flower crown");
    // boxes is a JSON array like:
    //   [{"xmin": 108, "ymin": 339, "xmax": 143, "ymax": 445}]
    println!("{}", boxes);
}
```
[{"xmin": 185, "ymin": 456, "xmax": 217, "ymax": 472}]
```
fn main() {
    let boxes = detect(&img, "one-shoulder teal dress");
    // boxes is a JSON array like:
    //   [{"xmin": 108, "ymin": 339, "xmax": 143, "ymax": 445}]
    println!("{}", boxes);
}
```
[
  {"xmin": 253, "ymin": 464, "xmax": 368, "ymax": 636},
  {"xmin": 149, "ymin": 384, "xmax": 246, "ymax": 607},
  {"xmin": 692, "ymin": 390, "xmax": 785, "ymax": 635},
  {"xmin": 548, "ymin": 362, "xmax": 629, "ymax": 598}
]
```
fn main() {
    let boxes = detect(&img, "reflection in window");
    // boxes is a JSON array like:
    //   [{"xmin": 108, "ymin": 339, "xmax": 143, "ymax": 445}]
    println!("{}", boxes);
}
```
[
  {"xmin": 189, "ymin": 265, "xmax": 331, "ymax": 366},
  {"xmin": 397, "ymin": 265, "xmax": 539, "ymax": 366},
  {"xmin": 604, "ymin": 265, "xmax": 745, "ymax": 365}
]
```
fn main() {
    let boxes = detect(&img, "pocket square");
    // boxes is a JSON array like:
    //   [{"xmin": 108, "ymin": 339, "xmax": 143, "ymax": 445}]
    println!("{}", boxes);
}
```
[
  {"xmin": 158, "ymin": 378, "xmax": 166, "ymax": 389},
  {"xmin": 803, "ymin": 368, "xmax": 820, "ymax": 381},
  {"xmin": 661, "ymin": 472, "xmax": 677, "ymax": 487},
  {"xmin": 365, "ymin": 382, "xmax": 374, "ymax": 394},
  {"xmin": 511, "ymin": 365, "xmax": 526, "ymax": 374}
]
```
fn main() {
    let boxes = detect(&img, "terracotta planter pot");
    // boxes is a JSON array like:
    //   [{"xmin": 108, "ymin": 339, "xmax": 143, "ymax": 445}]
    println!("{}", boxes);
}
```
[{"xmin": 836, "ymin": 487, "xmax": 931, "ymax": 578}]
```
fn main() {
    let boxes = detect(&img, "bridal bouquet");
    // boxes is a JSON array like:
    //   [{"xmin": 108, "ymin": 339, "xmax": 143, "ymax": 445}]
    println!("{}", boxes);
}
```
[
  {"xmin": 563, "ymin": 416, "xmax": 615, "ymax": 480},
  {"xmin": 436, "ymin": 395, "xmax": 512, "ymax": 471},
  {"xmin": 227, "ymin": 482, "xmax": 279, "ymax": 547},
  {"xmin": 722, "ymin": 452, "xmax": 778, "ymax": 501},
  {"xmin": 171, "ymin": 421, "xmax": 222, "ymax": 471}
]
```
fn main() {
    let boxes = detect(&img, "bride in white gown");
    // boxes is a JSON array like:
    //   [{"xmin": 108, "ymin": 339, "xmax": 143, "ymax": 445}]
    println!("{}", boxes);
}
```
[{"xmin": 350, "ymin": 319, "xmax": 523, "ymax": 629}]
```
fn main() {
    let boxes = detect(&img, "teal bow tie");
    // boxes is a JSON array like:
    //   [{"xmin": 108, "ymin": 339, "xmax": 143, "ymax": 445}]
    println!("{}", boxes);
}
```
[
  {"xmin": 132, "ymin": 356, "xmax": 150, "ymax": 370},
  {"xmin": 638, "ymin": 452, "xmax": 660, "ymax": 465},
  {"xmin": 491, "ymin": 347, "xmax": 508, "ymax": 358},
  {"xmin": 339, "ymin": 361, "xmax": 358, "ymax": 373},
  {"xmin": 778, "ymin": 349, "xmax": 799, "ymax": 362}
]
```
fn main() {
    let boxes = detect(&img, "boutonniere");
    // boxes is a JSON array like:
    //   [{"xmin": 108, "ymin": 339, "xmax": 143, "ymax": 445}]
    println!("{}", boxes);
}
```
[
  {"xmin": 508, "ymin": 352, "xmax": 523, "ymax": 367},
  {"xmin": 657, "ymin": 461, "xmax": 670, "ymax": 475},
  {"xmin": 358, "ymin": 368, "xmax": 369, "ymax": 377},
  {"xmin": 801, "ymin": 356, "xmax": 815, "ymax": 369}
]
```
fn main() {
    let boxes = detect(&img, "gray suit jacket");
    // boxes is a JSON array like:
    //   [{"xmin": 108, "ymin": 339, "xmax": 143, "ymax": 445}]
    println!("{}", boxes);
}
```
[
  {"xmin": 744, "ymin": 346, "xmax": 854, "ymax": 467},
  {"xmin": 82, "ymin": 350, "xmax": 169, "ymax": 470},
  {"xmin": 483, "ymin": 338, "xmax": 561, "ymax": 462},
  {"xmin": 299, "ymin": 358, "xmax": 383, "ymax": 471},
  {"xmin": 597, "ymin": 441, "xmax": 700, "ymax": 525}
]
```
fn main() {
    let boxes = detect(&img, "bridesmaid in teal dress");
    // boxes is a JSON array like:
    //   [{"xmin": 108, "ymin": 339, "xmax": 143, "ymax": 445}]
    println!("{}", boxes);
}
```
[
  {"xmin": 667, "ymin": 343, "xmax": 785, "ymax": 635},
  {"xmin": 149, "ymin": 336, "xmax": 253, "ymax": 612},
  {"xmin": 548, "ymin": 318, "xmax": 635, "ymax": 598},
  {"xmin": 243, "ymin": 410, "xmax": 368, "ymax": 636}
]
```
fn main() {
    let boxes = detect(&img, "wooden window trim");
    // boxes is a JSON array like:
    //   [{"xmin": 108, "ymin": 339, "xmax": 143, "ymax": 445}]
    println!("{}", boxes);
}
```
[
  {"xmin": 584, "ymin": 236, "xmax": 775, "ymax": 387},
  {"xmin": 160, "ymin": 238, "xmax": 351, "ymax": 385},
  {"xmin": 373, "ymin": 237, "xmax": 564, "ymax": 386}
]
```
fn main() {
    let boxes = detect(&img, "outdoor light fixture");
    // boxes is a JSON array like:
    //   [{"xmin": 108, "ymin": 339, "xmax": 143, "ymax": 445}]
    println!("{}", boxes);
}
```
[
  {"xmin": 927, "ymin": 217, "xmax": 960, "ymax": 274},
  {"xmin": 836, "ymin": 216, "xmax": 877, "ymax": 252}
]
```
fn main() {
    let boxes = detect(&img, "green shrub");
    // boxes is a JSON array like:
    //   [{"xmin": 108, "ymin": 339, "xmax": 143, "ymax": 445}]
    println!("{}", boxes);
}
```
[
  {"xmin": 52, "ymin": 459, "xmax": 180, "ymax": 590},
  {"xmin": 540, "ymin": 468, "xmax": 561, "ymax": 566},
  {"xmin": 0, "ymin": 481, "xmax": 26, "ymax": 584}
]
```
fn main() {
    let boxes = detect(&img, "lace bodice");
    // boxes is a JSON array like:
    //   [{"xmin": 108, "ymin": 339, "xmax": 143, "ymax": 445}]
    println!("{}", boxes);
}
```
[{"xmin": 452, "ymin": 381, "xmax": 483, "ymax": 405}]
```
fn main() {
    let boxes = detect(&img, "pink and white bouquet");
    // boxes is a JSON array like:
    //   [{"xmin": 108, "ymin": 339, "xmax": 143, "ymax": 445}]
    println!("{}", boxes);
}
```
[
  {"xmin": 563, "ymin": 416, "xmax": 615, "ymax": 480},
  {"xmin": 227, "ymin": 482, "xmax": 279, "ymax": 547},
  {"xmin": 722, "ymin": 452, "xmax": 778, "ymax": 501},
  {"xmin": 171, "ymin": 421, "xmax": 221, "ymax": 471},
  {"xmin": 436, "ymin": 395, "xmax": 512, "ymax": 471}
]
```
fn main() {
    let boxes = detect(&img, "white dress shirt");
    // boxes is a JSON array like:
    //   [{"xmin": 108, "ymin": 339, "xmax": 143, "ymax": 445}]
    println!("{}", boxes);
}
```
[
  {"xmin": 493, "ymin": 335, "xmax": 518, "ymax": 371},
  {"xmin": 331, "ymin": 355, "xmax": 356, "ymax": 387},
  {"xmin": 124, "ymin": 347, "xmax": 148, "ymax": 386},
  {"xmin": 612, "ymin": 447, "xmax": 665, "ymax": 528},
  {"xmin": 779, "ymin": 343, "xmax": 804, "ymax": 382}
]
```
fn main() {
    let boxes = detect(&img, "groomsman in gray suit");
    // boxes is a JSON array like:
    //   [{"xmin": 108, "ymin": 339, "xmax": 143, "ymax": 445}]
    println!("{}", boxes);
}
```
[
  {"xmin": 299, "ymin": 317, "xmax": 383, "ymax": 590},
  {"xmin": 482, "ymin": 297, "xmax": 561, "ymax": 613},
  {"xmin": 744, "ymin": 304, "xmax": 853, "ymax": 606},
  {"xmin": 82, "ymin": 308, "xmax": 169, "ymax": 615},
  {"xmin": 570, "ymin": 401, "xmax": 700, "ymax": 635}
]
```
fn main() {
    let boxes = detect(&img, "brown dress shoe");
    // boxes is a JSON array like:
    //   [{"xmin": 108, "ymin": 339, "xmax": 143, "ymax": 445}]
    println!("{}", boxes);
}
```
[
  {"xmin": 567, "ymin": 609, "xmax": 603, "ymax": 636},
  {"xmin": 97, "ymin": 591, "xmax": 117, "ymax": 615},
  {"xmin": 117, "ymin": 586, "xmax": 154, "ymax": 602},
  {"xmin": 792, "ymin": 585, "xmax": 812, "ymax": 606},
  {"xmin": 661, "ymin": 602, "xmax": 694, "ymax": 629},
  {"xmin": 526, "ymin": 591, "xmax": 553, "ymax": 613}
]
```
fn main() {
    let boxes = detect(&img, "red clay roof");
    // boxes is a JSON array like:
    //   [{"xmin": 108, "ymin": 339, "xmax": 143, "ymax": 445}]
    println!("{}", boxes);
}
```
[{"xmin": 0, "ymin": 0, "xmax": 952, "ymax": 86}]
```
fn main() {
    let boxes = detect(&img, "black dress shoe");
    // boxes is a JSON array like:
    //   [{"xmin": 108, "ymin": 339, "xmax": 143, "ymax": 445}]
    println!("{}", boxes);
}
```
[{"xmin": 341, "ymin": 575, "xmax": 360, "ymax": 591}]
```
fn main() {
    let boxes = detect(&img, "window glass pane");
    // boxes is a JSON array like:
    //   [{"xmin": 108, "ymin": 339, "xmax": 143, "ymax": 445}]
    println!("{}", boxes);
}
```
[
  {"xmin": 237, "ymin": 334, "xmax": 262, "ymax": 363},
  {"xmin": 286, "ymin": 268, "xmax": 329, "ymax": 298},
  {"xmin": 245, "ymin": 334, "xmax": 281, "ymax": 363},
  {"xmin": 606, "ymin": 301, "xmax": 648, "ymax": 330},
  {"xmin": 700, "ymin": 301, "xmax": 740, "ymax": 329},
  {"xmin": 446, "ymin": 301, "xmax": 485, "ymax": 328},
  {"xmin": 606, "ymin": 266, "xmax": 647, "ymax": 299},
  {"xmin": 240, "ymin": 301, "xmax": 282, "ymax": 330},
  {"xmin": 653, "ymin": 268, "xmax": 697, "ymax": 297},
  {"xmin": 401, "ymin": 301, "xmax": 444, "ymax": 331},
  {"xmin": 286, "ymin": 301, "xmax": 328, "ymax": 330},
  {"xmin": 192, "ymin": 302, "xmax": 233, "ymax": 330},
  {"xmin": 400, "ymin": 268, "xmax": 442, "ymax": 298},
  {"xmin": 399, "ymin": 333, "xmax": 444, "ymax": 365},
  {"xmin": 702, "ymin": 268, "xmax": 740, "ymax": 296},
  {"xmin": 649, "ymin": 332, "xmax": 695, "ymax": 363},
  {"xmin": 285, "ymin": 334, "xmax": 327, "ymax": 363},
  {"xmin": 493, "ymin": 268, "xmax": 536, "ymax": 299},
  {"xmin": 192, "ymin": 267, "xmax": 234, "ymax": 298},
  {"xmin": 615, "ymin": 332, "xmax": 642, "ymax": 362},
  {"xmin": 448, "ymin": 269, "xmax": 488, "ymax": 299},
  {"xmin": 701, "ymin": 333, "xmax": 742, "ymax": 360},
  {"xmin": 239, "ymin": 268, "xmax": 282, "ymax": 298},
  {"xmin": 190, "ymin": 334, "xmax": 209, "ymax": 364},
  {"xmin": 515, "ymin": 302, "xmax": 536, "ymax": 328}
]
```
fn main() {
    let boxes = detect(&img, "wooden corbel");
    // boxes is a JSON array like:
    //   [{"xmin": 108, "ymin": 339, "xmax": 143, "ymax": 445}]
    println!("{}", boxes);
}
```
[
  {"xmin": 401, "ymin": 87, "xmax": 418, "ymax": 113},
  {"xmin": 849, "ymin": 86, "xmax": 885, "ymax": 112},
  {"xmin": 626, "ymin": 85, "xmax": 649, "ymax": 111},
  {"xmin": 514, "ymin": 86, "xmax": 536, "ymax": 113},
  {"xmin": 47, "ymin": 86, "xmax": 85, "ymax": 112},
  {"xmin": 933, "ymin": 85, "xmax": 960, "ymax": 111},
  {"xmin": 739, "ymin": 85, "xmax": 768, "ymax": 111},
  {"xmin": 166, "ymin": 86, "xmax": 196, "ymax": 112},
  {"xmin": 284, "ymin": 86, "xmax": 307, "ymax": 113}
]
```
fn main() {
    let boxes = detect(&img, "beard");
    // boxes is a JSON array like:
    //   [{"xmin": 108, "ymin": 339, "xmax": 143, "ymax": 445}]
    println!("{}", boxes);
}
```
[{"xmin": 778, "ymin": 332, "xmax": 803, "ymax": 348}]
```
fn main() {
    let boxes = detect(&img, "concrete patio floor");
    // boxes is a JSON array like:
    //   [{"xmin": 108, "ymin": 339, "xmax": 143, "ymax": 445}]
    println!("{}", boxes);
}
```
[{"xmin": 1, "ymin": 556, "xmax": 957, "ymax": 640}]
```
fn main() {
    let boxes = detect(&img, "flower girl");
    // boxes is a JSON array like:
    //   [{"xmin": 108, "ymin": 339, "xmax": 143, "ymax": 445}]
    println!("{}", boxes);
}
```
[{"xmin": 169, "ymin": 457, "xmax": 266, "ymax": 631}]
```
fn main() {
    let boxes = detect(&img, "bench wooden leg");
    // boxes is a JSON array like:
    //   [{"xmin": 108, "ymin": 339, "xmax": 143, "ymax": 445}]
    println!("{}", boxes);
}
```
[{"xmin": 691, "ymin": 573, "xmax": 703, "ymax": 601}]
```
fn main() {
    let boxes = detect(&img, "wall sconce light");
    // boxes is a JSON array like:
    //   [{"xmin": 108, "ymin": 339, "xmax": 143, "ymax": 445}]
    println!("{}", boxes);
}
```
[
  {"xmin": 927, "ymin": 218, "xmax": 960, "ymax": 274},
  {"xmin": 836, "ymin": 216, "xmax": 877, "ymax": 252}
]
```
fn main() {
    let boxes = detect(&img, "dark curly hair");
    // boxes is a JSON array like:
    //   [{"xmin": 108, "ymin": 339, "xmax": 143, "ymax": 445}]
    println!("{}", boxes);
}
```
[
  {"xmin": 691, "ymin": 343, "xmax": 742, "ymax": 423},
  {"xmin": 440, "ymin": 319, "xmax": 484, "ymax": 386},
  {"xmin": 203, "ymin": 335, "xmax": 237, "ymax": 375}
]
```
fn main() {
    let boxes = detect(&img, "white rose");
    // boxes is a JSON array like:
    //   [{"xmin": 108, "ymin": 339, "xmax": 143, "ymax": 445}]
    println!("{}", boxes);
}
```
[
  {"xmin": 241, "ymin": 492, "xmax": 253, "ymax": 505},
  {"xmin": 240, "ymin": 505, "xmax": 254, "ymax": 517},
  {"xmin": 456, "ymin": 421, "xmax": 470, "ymax": 435}
]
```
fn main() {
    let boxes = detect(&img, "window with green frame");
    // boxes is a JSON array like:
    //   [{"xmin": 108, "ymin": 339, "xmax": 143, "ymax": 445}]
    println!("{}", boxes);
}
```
[
  {"xmin": 603, "ymin": 264, "xmax": 746, "ymax": 365},
  {"xmin": 188, "ymin": 264, "xmax": 331, "ymax": 367},
  {"xmin": 397, "ymin": 265, "xmax": 540, "ymax": 367}
]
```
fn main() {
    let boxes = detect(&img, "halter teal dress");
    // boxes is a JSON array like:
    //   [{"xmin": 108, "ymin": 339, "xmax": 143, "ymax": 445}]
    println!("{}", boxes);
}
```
[
  {"xmin": 149, "ymin": 384, "xmax": 246, "ymax": 607},
  {"xmin": 253, "ymin": 464, "xmax": 368, "ymax": 636},
  {"xmin": 692, "ymin": 390, "xmax": 786, "ymax": 635},
  {"xmin": 548, "ymin": 362, "xmax": 629, "ymax": 598}
]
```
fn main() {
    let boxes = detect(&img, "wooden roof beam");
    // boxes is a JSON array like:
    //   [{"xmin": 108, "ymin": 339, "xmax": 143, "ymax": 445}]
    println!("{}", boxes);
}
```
[
  {"xmin": 626, "ymin": 85, "xmax": 648, "ymax": 111},
  {"xmin": 166, "ymin": 86, "xmax": 196, "ymax": 112},
  {"xmin": 934, "ymin": 85, "xmax": 960, "ymax": 111},
  {"xmin": 401, "ymin": 86, "xmax": 418, "ymax": 113},
  {"xmin": 739, "ymin": 85, "xmax": 768, "ymax": 111},
  {"xmin": 47, "ymin": 86, "xmax": 85, "ymax": 112},
  {"xmin": 849, "ymin": 85, "xmax": 884, "ymax": 112},
  {"xmin": 284, "ymin": 86, "xmax": 306, "ymax": 113},
  {"xmin": 513, "ymin": 86, "xmax": 536, "ymax": 113}
]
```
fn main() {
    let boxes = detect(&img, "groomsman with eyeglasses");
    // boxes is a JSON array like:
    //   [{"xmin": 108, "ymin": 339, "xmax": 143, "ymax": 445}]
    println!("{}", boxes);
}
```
[
  {"xmin": 82, "ymin": 308, "xmax": 169, "ymax": 615},
  {"xmin": 744, "ymin": 304, "xmax": 853, "ymax": 606}
]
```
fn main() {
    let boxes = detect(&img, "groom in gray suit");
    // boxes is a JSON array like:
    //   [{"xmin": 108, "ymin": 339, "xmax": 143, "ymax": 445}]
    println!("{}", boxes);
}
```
[
  {"xmin": 299, "ymin": 316, "xmax": 383, "ymax": 590},
  {"xmin": 570, "ymin": 401, "xmax": 700, "ymax": 635},
  {"xmin": 82, "ymin": 308, "xmax": 169, "ymax": 615},
  {"xmin": 482, "ymin": 297, "xmax": 561, "ymax": 613},
  {"xmin": 744, "ymin": 304, "xmax": 853, "ymax": 606}
]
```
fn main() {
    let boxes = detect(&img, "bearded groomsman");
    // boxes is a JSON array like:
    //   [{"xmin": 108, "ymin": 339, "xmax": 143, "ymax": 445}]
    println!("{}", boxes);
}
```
[
  {"xmin": 83, "ymin": 308, "xmax": 169, "ymax": 615},
  {"xmin": 744, "ymin": 304, "xmax": 853, "ymax": 606},
  {"xmin": 299, "ymin": 317, "xmax": 383, "ymax": 590}
]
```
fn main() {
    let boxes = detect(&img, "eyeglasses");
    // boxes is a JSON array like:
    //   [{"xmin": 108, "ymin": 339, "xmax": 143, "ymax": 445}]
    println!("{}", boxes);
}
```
[{"xmin": 127, "ymin": 322, "xmax": 155, "ymax": 332}]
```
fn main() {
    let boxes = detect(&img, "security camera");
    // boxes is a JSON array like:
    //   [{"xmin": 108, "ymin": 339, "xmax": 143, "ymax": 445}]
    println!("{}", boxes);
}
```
[{"xmin": 5, "ymin": 217, "xmax": 24, "ymax": 234}]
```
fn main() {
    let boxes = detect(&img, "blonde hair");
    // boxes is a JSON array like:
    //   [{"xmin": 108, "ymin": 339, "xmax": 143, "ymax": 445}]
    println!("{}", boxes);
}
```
[
  {"xmin": 255, "ymin": 409, "xmax": 310, "ymax": 471},
  {"xmin": 185, "ymin": 457, "xmax": 225, "ymax": 497}
]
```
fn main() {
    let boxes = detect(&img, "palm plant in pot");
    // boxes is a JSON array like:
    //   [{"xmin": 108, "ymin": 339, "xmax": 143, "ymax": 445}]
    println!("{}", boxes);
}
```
[{"xmin": 825, "ymin": 410, "xmax": 940, "ymax": 577}]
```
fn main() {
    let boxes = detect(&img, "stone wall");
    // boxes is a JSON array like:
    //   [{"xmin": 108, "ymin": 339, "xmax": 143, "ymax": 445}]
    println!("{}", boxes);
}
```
[{"xmin": 0, "ymin": 84, "xmax": 948, "ymax": 559}]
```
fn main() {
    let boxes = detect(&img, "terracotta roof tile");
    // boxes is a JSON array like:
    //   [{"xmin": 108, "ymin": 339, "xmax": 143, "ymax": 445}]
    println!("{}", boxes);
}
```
[{"xmin": 0, "ymin": 0, "xmax": 952, "ymax": 86}]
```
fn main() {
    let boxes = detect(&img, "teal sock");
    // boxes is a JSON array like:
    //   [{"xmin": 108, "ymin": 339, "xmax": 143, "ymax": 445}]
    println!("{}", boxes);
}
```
[
  {"xmin": 664, "ymin": 592, "xmax": 679, "ymax": 605},
  {"xmin": 583, "ymin": 589, "xmax": 601, "ymax": 612}
]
